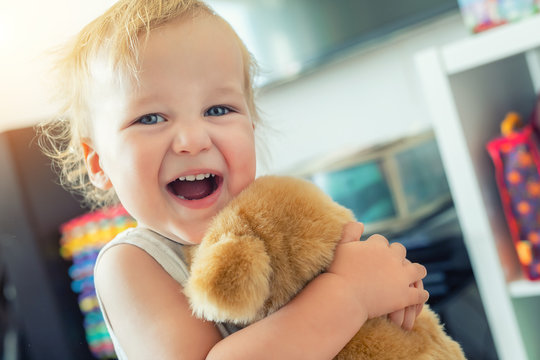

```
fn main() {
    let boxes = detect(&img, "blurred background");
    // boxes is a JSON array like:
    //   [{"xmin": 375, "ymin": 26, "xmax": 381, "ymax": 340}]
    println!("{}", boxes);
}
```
[{"xmin": 4, "ymin": 0, "xmax": 540, "ymax": 359}]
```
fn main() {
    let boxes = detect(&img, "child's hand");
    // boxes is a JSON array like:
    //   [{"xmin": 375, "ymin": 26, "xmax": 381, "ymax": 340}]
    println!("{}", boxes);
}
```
[
  {"xmin": 387, "ymin": 278, "xmax": 425, "ymax": 330},
  {"xmin": 328, "ymin": 222, "xmax": 428, "ymax": 321}
]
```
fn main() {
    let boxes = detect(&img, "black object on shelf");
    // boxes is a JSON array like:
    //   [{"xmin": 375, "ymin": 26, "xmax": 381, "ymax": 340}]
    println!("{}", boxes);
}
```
[{"xmin": 388, "ymin": 206, "xmax": 498, "ymax": 359}]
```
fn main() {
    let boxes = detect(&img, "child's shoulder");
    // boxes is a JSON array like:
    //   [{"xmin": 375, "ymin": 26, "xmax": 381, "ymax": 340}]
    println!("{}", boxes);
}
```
[
  {"xmin": 95, "ymin": 229, "xmax": 161, "ymax": 284},
  {"xmin": 92, "ymin": 229, "xmax": 214, "ymax": 358},
  {"xmin": 94, "ymin": 226, "xmax": 186, "ymax": 315},
  {"xmin": 96, "ymin": 226, "xmax": 191, "ymax": 287}
]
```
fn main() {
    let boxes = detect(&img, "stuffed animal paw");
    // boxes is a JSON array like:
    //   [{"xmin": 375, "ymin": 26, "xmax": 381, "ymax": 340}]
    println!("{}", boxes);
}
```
[{"xmin": 183, "ymin": 176, "xmax": 466, "ymax": 359}]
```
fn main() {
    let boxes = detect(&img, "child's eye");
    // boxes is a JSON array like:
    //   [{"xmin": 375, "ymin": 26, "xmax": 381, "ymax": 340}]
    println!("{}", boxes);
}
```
[
  {"xmin": 205, "ymin": 106, "xmax": 231, "ymax": 117},
  {"xmin": 136, "ymin": 113, "xmax": 165, "ymax": 125}
]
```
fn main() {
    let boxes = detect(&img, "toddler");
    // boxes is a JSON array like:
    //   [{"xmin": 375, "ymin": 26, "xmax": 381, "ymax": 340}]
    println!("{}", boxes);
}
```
[{"xmin": 40, "ymin": 0, "xmax": 429, "ymax": 359}]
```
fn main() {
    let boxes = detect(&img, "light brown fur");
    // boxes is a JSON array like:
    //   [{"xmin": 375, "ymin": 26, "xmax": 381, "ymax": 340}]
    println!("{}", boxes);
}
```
[{"xmin": 183, "ymin": 176, "xmax": 466, "ymax": 359}]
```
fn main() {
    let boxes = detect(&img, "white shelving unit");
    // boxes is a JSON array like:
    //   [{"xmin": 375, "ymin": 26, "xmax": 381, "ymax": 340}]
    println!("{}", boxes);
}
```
[{"xmin": 415, "ymin": 15, "xmax": 540, "ymax": 360}]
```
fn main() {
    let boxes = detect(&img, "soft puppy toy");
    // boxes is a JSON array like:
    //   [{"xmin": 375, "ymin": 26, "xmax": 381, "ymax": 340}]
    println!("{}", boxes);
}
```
[{"xmin": 183, "ymin": 176, "xmax": 466, "ymax": 359}]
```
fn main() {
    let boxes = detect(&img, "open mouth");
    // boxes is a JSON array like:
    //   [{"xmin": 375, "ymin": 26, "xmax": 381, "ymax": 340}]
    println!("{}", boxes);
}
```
[{"xmin": 167, "ymin": 173, "xmax": 221, "ymax": 200}]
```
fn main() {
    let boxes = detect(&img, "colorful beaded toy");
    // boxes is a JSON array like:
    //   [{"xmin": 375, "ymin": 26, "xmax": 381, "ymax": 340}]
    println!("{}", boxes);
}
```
[{"xmin": 60, "ymin": 205, "xmax": 137, "ymax": 359}]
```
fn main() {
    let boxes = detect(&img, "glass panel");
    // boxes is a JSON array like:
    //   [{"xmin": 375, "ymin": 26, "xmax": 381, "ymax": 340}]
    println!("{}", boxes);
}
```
[
  {"xmin": 311, "ymin": 161, "xmax": 396, "ymax": 223},
  {"xmin": 395, "ymin": 139, "xmax": 451, "ymax": 213}
]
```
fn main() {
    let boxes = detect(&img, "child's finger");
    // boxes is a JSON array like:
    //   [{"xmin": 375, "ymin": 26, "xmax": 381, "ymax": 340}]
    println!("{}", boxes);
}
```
[
  {"xmin": 388, "ymin": 308, "xmax": 404, "ymax": 327},
  {"xmin": 417, "ymin": 288, "xmax": 430, "ymax": 304},
  {"xmin": 365, "ymin": 234, "xmax": 390, "ymax": 247},
  {"xmin": 404, "ymin": 282, "xmax": 430, "ymax": 306},
  {"xmin": 403, "ymin": 260, "xmax": 426, "ymax": 317},
  {"xmin": 389, "ymin": 241, "xmax": 407, "ymax": 258},
  {"xmin": 409, "ymin": 262, "xmax": 427, "ymax": 282},
  {"xmin": 401, "ymin": 305, "xmax": 417, "ymax": 331},
  {"xmin": 413, "ymin": 280, "xmax": 425, "ymax": 316},
  {"xmin": 340, "ymin": 222, "xmax": 364, "ymax": 244}
]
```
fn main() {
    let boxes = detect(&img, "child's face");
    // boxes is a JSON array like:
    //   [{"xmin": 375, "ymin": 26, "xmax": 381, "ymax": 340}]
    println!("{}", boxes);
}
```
[{"xmin": 84, "ymin": 15, "xmax": 256, "ymax": 244}]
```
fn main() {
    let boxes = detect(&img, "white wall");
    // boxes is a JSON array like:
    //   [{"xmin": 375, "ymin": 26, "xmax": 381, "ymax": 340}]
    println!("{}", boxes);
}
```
[
  {"xmin": 257, "ymin": 12, "xmax": 469, "ymax": 174},
  {"xmin": 0, "ymin": 0, "xmax": 115, "ymax": 132}
]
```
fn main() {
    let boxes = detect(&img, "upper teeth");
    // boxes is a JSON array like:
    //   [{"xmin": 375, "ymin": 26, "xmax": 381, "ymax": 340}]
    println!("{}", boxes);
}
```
[{"xmin": 177, "ymin": 173, "xmax": 214, "ymax": 181}]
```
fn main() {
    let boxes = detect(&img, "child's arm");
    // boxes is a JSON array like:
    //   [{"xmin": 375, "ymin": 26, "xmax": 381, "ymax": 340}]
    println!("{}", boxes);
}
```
[
  {"xmin": 95, "ymin": 222, "xmax": 428, "ymax": 360},
  {"xmin": 95, "ymin": 244, "xmax": 223, "ymax": 359}
]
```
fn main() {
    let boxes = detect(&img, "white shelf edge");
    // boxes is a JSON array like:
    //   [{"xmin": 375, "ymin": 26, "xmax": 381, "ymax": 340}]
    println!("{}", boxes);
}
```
[
  {"xmin": 415, "ymin": 49, "xmax": 529, "ymax": 360},
  {"xmin": 441, "ymin": 14, "xmax": 540, "ymax": 75},
  {"xmin": 508, "ymin": 279, "xmax": 540, "ymax": 298}
]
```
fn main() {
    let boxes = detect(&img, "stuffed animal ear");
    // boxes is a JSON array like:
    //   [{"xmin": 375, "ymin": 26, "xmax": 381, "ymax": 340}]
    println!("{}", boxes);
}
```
[{"xmin": 184, "ymin": 233, "xmax": 272, "ymax": 325}]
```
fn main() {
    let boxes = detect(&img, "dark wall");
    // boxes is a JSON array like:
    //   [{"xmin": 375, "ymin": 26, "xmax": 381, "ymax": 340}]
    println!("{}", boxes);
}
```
[{"xmin": 0, "ymin": 127, "xmax": 94, "ymax": 360}]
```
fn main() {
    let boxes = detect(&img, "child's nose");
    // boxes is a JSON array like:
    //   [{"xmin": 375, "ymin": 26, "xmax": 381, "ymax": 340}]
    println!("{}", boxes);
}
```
[{"xmin": 171, "ymin": 120, "xmax": 212, "ymax": 155}]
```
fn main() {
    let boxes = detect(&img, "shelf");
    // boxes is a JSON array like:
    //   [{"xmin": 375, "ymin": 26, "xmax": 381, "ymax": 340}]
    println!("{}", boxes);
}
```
[
  {"xmin": 414, "ymin": 16, "xmax": 540, "ymax": 358},
  {"xmin": 509, "ymin": 279, "xmax": 540, "ymax": 298},
  {"xmin": 440, "ymin": 14, "xmax": 540, "ymax": 75}
]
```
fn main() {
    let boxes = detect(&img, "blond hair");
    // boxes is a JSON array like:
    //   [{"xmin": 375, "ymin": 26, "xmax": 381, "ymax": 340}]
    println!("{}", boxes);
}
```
[{"xmin": 40, "ymin": 0, "xmax": 260, "ymax": 209}]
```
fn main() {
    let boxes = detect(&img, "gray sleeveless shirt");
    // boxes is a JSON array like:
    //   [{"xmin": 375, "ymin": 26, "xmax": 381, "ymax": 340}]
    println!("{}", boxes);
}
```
[{"xmin": 94, "ymin": 227, "xmax": 241, "ymax": 359}]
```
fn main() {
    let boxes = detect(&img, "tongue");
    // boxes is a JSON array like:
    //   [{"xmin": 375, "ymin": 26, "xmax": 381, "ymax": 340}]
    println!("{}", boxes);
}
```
[{"xmin": 170, "ymin": 178, "xmax": 214, "ymax": 200}]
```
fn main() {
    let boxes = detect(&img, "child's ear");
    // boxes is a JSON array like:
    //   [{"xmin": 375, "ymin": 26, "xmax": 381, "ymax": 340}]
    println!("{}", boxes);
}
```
[{"xmin": 81, "ymin": 140, "xmax": 112, "ymax": 190}]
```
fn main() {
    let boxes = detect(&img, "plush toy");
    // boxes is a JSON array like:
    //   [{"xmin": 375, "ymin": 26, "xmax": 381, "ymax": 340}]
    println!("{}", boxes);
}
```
[{"xmin": 183, "ymin": 176, "xmax": 466, "ymax": 359}]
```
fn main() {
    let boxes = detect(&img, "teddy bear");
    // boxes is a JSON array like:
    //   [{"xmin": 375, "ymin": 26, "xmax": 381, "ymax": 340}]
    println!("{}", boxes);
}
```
[{"xmin": 182, "ymin": 175, "xmax": 466, "ymax": 359}]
